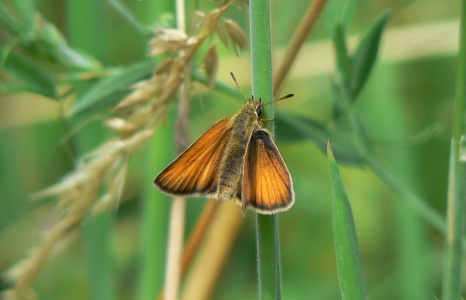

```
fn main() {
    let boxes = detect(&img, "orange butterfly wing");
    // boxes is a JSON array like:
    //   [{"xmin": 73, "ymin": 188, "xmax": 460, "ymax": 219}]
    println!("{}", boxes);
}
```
[
  {"xmin": 154, "ymin": 118, "xmax": 232, "ymax": 198},
  {"xmin": 241, "ymin": 129, "xmax": 294, "ymax": 214}
]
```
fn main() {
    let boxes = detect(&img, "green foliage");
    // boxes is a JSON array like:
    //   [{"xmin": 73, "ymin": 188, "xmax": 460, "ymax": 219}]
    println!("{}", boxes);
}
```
[
  {"xmin": 274, "ymin": 111, "xmax": 364, "ymax": 165},
  {"xmin": 71, "ymin": 60, "xmax": 156, "ymax": 117},
  {"xmin": 1, "ymin": 48, "xmax": 57, "ymax": 97},
  {"xmin": 350, "ymin": 12, "xmax": 391, "ymax": 99},
  {"xmin": 442, "ymin": 2, "xmax": 466, "ymax": 299},
  {"xmin": 0, "ymin": 0, "xmax": 464, "ymax": 299},
  {"xmin": 327, "ymin": 141, "xmax": 367, "ymax": 300}
]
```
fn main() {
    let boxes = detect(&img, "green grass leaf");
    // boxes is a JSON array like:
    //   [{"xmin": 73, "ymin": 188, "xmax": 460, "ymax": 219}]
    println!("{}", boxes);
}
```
[
  {"xmin": 106, "ymin": 0, "xmax": 149, "ymax": 35},
  {"xmin": 327, "ymin": 141, "xmax": 368, "ymax": 300},
  {"xmin": 11, "ymin": 0, "xmax": 35, "ymax": 38},
  {"xmin": 70, "ymin": 60, "xmax": 155, "ymax": 117},
  {"xmin": 332, "ymin": 24, "xmax": 352, "ymax": 85},
  {"xmin": 442, "ymin": 2, "xmax": 466, "ymax": 299},
  {"xmin": 35, "ymin": 21, "xmax": 102, "ymax": 70},
  {"xmin": 441, "ymin": 142, "xmax": 465, "ymax": 300},
  {"xmin": 351, "ymin": 12, "xmax": 391, "ymax": 99},
  {"xmin": 275, "ymin": 111, "xmax": 365, "ymax": 165},
  {"xmin": 274, "ymin": 110, "xmax": 328, "ymax": 143},
  {"xmin": 323, "ymin": 0, "xmax": 358, "ymax": 32},
  {"xmin": 0, "ymin": 2, "xmax": 21, "ymax": 34},
  {"xmin": 1, "ymin": 48, "xmax": 57, "ymax": 98}
]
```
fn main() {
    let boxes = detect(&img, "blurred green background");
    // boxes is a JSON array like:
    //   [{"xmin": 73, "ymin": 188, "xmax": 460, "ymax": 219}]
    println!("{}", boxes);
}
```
[{"xmin": 0, "ymin": 0, "xmax": 463, "ymax": 299}]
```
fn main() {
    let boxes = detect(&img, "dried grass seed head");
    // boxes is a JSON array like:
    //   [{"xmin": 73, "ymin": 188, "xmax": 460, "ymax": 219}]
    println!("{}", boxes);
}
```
[
  {"xmin": 224, "ymin": 19, "xmax": 247, "ymax": 53},
  {"xmin": 203, "ymin": 44, "xmax": 219, "ymax": 88},
  {"xmin": 149, "ymin": 28, "xmax": 189, "ymax": 57}
]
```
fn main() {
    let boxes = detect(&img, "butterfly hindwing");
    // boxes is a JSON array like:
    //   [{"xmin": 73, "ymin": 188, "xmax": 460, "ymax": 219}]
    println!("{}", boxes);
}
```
[{"xmin": 241, "ymin": 129, "xmax": 294, "ymax": 214}]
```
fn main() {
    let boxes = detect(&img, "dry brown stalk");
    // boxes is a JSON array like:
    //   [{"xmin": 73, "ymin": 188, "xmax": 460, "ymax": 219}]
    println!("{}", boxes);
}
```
[
  {"xmin": 180, "ymin": 202, "xmax": 242, "ymax": 300},
  {"xmin": 181, "ymin": 201, "xmax": 220, "ymax": 274},
  {"xmin": 156, "ymin": 201, "xmax": 220, "ymax": 300},
  {"xmin": 163, "ymin": 0, "xmax": 189, "ymax": 297},
  {"xmin": 273, "ymin": 0, "xmax": 328, "ymax": 93}
]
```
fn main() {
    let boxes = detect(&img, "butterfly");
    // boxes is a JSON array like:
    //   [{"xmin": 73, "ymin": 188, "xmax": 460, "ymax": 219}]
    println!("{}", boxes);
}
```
[{"xmin": 154, "ymin": 73, "xmax": 294, "ymax": 215}]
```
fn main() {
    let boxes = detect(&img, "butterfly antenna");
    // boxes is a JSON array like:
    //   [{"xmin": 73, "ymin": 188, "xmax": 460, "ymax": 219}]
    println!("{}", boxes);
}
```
[
  {"xmin": 263, "ymin": 93, "xmax": 294, "ymax": 106},
  {"xmin": 230, "ymin": 72, "xmax": 249, "ymax": 102}
]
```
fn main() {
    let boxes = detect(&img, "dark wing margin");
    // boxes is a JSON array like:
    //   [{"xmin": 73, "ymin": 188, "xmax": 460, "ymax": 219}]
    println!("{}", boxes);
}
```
[
  {"xmin": 154, "ymin": 118, "xmax": 232, "ymax": 198},
  {"xmin": 241, "ymin": 129, "xmax": 294, "ymax": 214}
]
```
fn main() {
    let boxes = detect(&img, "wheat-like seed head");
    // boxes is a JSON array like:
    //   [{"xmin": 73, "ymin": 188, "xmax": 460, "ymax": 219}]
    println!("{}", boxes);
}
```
[{"xmin": 3, "ymin": 0, "xmax": 247, "ymax": 297}]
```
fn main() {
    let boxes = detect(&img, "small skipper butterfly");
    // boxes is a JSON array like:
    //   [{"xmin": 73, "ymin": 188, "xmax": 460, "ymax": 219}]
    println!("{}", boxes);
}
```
[{"xmin": 154, "ymin": 73, "xmax": 294, "ymax": 215}]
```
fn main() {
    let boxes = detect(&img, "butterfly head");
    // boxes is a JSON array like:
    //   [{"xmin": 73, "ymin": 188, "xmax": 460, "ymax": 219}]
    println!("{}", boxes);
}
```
[
  {"xmin": 244, "ymin": 95, "xmax": 264, "ymax": 117},
  {"xmin": 230, "ymin": 72, "xmax": 294, "ymax": 118}
]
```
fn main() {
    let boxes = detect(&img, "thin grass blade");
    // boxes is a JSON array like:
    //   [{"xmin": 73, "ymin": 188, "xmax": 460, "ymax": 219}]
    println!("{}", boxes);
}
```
[
  {"xmin": 351, "ymin": 12, "xmax": 391, "ymax": 99},
  {"xmin": 442, "ymin": 2, "xmax": 466, "ymax": 298},
  {"xmin": 71, "ymin": 60, "xmax": 155, "ymax": 116},
  {"xmin": 327, "ymin": 140, "xmax": 367, "ymax": 300},
  {"xmin": 1, "ymin": 48, "xmax": 57, "ymax": 98}
]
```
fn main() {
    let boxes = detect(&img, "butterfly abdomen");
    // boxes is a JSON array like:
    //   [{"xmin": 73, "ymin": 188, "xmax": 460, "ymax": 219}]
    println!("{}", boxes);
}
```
[{"xmin": 215, "ymin": 110, "xmax": 257, "ymax": 200}]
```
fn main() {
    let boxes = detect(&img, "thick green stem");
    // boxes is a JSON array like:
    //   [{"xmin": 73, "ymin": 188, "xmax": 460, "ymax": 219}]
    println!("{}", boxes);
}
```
[
  {"xmin": 442, "ymin": 1, "xmax": 466, "ymax": 298},
  {"xmin": 250, "ymin": 0, "xmax": 282, "ymax": 299},
  {"xmin": 138, "ymin": 129, "xmax": 171, "ymax": 300}
]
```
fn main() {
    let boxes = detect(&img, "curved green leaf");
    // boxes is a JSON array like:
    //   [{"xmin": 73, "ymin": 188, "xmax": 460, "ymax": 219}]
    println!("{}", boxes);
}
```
[
  {"xmin": 351, "ymin": 11, "xmax": 391, "ymax": 99},
  {"xmin": 323, "ymin": 0, "xmax": 358, "ymax": 32},
  {"xmin": 275, "ymin": 111, "xmax": 364, "ymax": 165},
  {"xmin": 70, "ymin": 60, "xmax": 156, "ymax": 117},
  {"xmin": 11, "ymin": 0, "xmax": 35, "ymax": 39},
  {"xmin": 1, "ymin": 49, "xmax": 57, "ymax": 98},
  {"xmin": 333, "ymin": 24, "xmax": 352, "ymax": 85},
  {"xmin": 327, "ymin": 141, "xmax": 367, "ymax": 300}
]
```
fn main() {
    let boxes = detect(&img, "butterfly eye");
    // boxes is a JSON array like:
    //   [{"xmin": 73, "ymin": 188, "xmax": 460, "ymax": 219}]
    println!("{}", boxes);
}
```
[{"xmin": 256, "ymin": 105, "xmax": 263, "ymax": 116}]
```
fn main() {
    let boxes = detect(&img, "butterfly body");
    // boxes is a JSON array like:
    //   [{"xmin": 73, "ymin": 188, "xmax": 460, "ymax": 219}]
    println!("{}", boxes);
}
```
[
  {"xmin": 215, "ymin": 100, "xmax": 261, "ymax": 200},
  {"xmin": 154, "ymin": 73, "xmax": 294, "ymax": 215}
]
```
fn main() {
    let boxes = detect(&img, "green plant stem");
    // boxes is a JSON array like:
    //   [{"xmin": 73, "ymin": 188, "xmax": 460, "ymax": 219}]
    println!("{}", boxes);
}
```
[
  {"xmin": 138, "ymin": 129, "xmax": 171, "ymax": 300},
  {"xmin": 67, "ymin": 1, "xmax": 115, "ymax": 299},
  {"xmin": 442, "ymin": 2, "xmax": 466, "ymax": 298},
  {"xmin": 256, "ymin": 215, "xmax": 281, "ymax": 299},
  {"xmin": 106, "ymin": 0, "xmax": 148, "ymax": 35},
  {"xmin": 82, "ymin": 213, "xmax": 115, "ymax": 300},
  {"xmin": 250, "ymin": 0, "xmax": 282, "ymax": 299},
  {"xmin": 138, "ymin": 1, "xmax": 175, "ymax": 299},
  {"xmin": 367, "ymin": 158, "xmax": 445, "ymax": 233}
]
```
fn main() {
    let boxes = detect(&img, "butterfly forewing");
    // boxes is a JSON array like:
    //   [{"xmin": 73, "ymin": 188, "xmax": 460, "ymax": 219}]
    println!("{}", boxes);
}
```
[
  {"xmin": 242, "ymin": 130, "xmax": 294, "ymax": 214},
  {"xmin": 154, "ymin": 118, "xmax": 232, "ymax": 197}
]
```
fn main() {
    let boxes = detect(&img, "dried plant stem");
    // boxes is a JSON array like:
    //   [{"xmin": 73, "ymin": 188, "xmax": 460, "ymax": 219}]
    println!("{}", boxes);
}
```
[
  {"xmin": 180, "ymin": 202, "xmax": 242, "ymax": 300},
  {"xmin": 163, "ymin": 78, "xmax": 190, "ymax": 300},
  {"xmin": 163, "ymin": 0, "xmax": 188, "ymax": 299},
  {"xmin": 181, "ymin": 201, "xmax": 219, "ymax": 273},
  {"xmin": 273, "ymin": 0, "xmax": 327, "ymax": 92},
  {"xmin": 164, "ymin": 197, "xmax": 186, "ymax": 300},
  {"xmin": 157, "ymin": 199, "xmax": 220, "ymax": 300}
]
